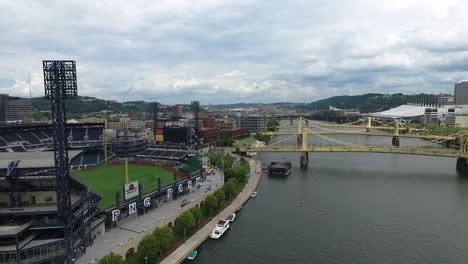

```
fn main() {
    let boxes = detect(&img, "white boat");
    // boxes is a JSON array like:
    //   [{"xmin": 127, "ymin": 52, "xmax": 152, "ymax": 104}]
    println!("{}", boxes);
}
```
[
  {"xmin": 227, "ymin": 213, "xmax": 236, "ymax": 222},
  {"xmin": 251, "ymin": 191, "xmax": 257, "ymax": 198},
  {"xmin": 210, "ymin": 220, "xmax": 230, "ymax": 239}
]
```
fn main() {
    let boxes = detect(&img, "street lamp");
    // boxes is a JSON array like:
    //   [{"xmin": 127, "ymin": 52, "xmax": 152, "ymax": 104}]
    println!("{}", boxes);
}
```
[
  {"xmin": 210, "ymin": 208, "xmax": 213, "ymax": 219},
  {"xmin": 144, "ymin": 256, "xmax": 148, "ymax": 264},
  {"xmin": 184, "ymin": 228, "xmax": 187, "ymax": 242}
]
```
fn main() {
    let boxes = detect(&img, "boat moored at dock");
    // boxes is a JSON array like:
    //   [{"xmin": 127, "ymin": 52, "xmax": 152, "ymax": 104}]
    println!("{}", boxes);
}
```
[
  {"xmin": 210, "ymin": 219, "xmax": 230, "ymax": 239},
  {"xmin": 267, "ymin": 161, "xmax": 293, "ymax": 176}
]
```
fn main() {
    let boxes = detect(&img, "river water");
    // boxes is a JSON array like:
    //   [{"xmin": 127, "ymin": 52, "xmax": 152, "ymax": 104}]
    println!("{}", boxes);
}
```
[{"xmin": 189, "ymin": 130, "xmax": 468, "ymax": 264}]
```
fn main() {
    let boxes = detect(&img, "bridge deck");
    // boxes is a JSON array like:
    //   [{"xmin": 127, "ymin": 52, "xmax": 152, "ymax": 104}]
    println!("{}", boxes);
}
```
[
  {"xmin": 264, "ymin": 131, "xmax": 456, "ymax": 140},
  {"xmin": 240, "ymin": 146, "xmax": 468, "ymax": 158}
]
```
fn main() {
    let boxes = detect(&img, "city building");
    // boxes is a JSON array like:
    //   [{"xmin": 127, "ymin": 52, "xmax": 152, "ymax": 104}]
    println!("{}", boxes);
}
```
[
  {"xmin": 455, "ymin": 81, "xmax": 468, "ymax": 105},
  {"xmin": 172, "ymin": 105, "xmax": 183, "ymax": 116},
  {"xmin": 438, "ymin": 95, "xmax": 454, "ymax": 106},
  {"xmin": 444, "ymin": 106, "xmax": 468, "ymax": 127},
  {"xmin": 0, "ymin": 94, "xmax": 33, "ymax": 123},
  {"xmin": 199, "ymin": 127, "xmax": 219, "ymax": 144},
  {"xmin": 202, "ymin": 117, "xmax": 215, "ymax": 128},
  {"xmin": 240, "ymin": 115, "xmax": 266, "ymax": 133}
]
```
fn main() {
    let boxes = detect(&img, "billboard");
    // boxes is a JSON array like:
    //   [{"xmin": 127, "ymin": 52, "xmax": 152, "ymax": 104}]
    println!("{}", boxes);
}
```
[
  {"xmin": 163, "ymin": 126, "xmax": 188, "ymax": 144},
  {"xmin": 155, "ymin": 128, "xmax": 164, "ymax": 142},
  {"xmin": 123, "ymin": 181, "xmax": 139, "ymax": 200}
]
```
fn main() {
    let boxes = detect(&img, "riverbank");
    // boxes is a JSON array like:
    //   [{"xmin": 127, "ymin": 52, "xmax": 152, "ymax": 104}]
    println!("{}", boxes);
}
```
[{"xmin": 159, "ymin": 158, "xmax": 262, "ymax": 264}]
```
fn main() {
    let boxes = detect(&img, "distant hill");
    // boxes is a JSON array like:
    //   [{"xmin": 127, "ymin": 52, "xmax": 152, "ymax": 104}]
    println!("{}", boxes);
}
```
[
  {"xmin": 31, "ymin": 96, "xmax": 158, "ymax": 114},
  {"xmin": 301, "ymin": 93, "xmax": 440, "ymax": 112},
  {"xmin": 206, "ymin": 102, "xmax": 304, "ymax": 110},
  {"xmin": 31, "ymin": 93, "xmax": 444, "ymax": 116}
]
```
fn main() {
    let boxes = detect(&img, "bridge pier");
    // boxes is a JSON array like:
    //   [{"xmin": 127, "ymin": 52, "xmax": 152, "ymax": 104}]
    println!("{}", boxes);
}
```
[
  {"xmin": 456, "ymin": 158, "xmax": 468, "ymax": 171},
  {"xmin": 300, "ymin": 152, "xmax": 309, "ymax": 167},
  {"xmin": 297, "ymin": 134, "xmax": 302, "ymax": 144},
  {"xmin": 392, "ymin": 136, "xmax": 400, "ymax": 147}
]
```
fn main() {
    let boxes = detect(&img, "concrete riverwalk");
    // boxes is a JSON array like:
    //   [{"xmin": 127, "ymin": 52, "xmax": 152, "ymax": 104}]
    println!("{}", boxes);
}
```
[{"xmin": 160, "ymin": 158, "xmax": 262, "ymax": 264}]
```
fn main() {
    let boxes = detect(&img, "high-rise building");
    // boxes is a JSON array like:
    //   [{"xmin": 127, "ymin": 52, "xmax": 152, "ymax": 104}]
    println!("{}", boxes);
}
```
[
  {"xmin": 0, "ymin": 94, "xmax": 33, "ymax": 122},
  {"xmin": 240, "ymin": 115, "xmax": 266, "ymax": 133},
  {"xmin": 454, "ymin": 81, "xmax": 468, "ymax": 105}
]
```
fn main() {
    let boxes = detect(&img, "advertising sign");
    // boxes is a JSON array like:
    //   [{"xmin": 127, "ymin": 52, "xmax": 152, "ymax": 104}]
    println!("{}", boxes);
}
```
[
  {"xmin": 123, "ymin": 181, "xmax": 139, "ymax": 200},
  {"xmin": 167, "ymin": 188, "xmax": 173, "ymax": 198},
  {"xmin": 188, "ymin": 180, "xmax": 192, "ymax": 189},
  {"xmin": 178, "ymin": 184, "xmax": 183, "ymax": 193}
]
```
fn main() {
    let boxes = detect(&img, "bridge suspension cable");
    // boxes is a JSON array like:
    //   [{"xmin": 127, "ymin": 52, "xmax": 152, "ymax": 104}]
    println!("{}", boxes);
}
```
[{"xmin": 305, "ymin": 128, "xmax": 361, "ymax": 146}]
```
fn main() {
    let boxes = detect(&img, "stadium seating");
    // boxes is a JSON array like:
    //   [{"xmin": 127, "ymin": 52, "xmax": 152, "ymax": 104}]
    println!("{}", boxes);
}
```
[
  {"xmin": 139, "ymin": 148, "xmax": 189, "ymax": 160},
  {"xmin": 34, "ymin": 130, "xmax": 49, "ymax": 139},
  {"xmin": 18, "ymin": 131, "xmax": 42, "ymax": 145},
  {"xmin": 71, "ymin": 128, "xmax": 86, "ymax": 141},
  {"xmin": 69, "ymin": 150, "xmax": 114, "ymax": 167},
  {"xmin": 1, "ymin": 132, "xmax": 22, "ymax": 143},
  {"xmin": 87, "ymin": 128, "xmax": 102, "ymax": 140},
  {"xmin": 82, "ymin": 152, "xmax": 98, "ymax": 164}
]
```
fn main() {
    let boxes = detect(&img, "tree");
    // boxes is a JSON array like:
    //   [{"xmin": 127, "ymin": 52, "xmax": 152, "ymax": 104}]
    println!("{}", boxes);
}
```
[
  {"xmin": 138, "ymin": 235, "xmax": 160, "ymax": 262},
  {"xmin": 189, "ymin": 207, "xmax": 202, "ymax": 226},
  {"xmin": 224, "ymin": 178, "xmax": 240, "ymax": 199},
  {"xmin": 214, "ymin": 189, "xmax": 225, "ymax": 207},
  {"xmin": 153, "ymin": 226, "xmax": 173, "ymax": 255},
  {"xmin": 267, "ymin": 118, "xmax": 279, "ymax": 131},
  {"xmin": 175, "ymin": 211, "xmax": 196, "ymax": 235},
  {"xmin": 204, "ymin": 194, "xmax": 218, "ymax": 213},
  {"xmin": 97, "ymin": 252, "xmax": 124, "ymax": 264}
]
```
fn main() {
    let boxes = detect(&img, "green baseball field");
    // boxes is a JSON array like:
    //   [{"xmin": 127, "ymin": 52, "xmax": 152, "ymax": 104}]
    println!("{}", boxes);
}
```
[{"xmin": 72, "ymin": 164, "xmax": 177, "ymax": 209}]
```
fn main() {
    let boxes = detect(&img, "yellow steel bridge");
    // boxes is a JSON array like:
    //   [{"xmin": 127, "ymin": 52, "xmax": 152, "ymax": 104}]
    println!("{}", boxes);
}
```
[{"xmin": 238, "ymin": 117, "xmax": 468, "ymax": 169}]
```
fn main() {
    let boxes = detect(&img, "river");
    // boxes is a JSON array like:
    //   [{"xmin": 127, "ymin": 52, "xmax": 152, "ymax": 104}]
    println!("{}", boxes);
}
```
[{"xmin": 188, "ymin": 130, "xmax": 468, "ymax": 264}]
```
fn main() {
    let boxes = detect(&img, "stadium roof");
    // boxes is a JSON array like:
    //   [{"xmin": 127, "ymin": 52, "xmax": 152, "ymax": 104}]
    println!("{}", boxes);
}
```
[
  {"xmin": 0, "ymin": 150, "xmax": 82, "ymax": 169},
  {"xmin": 367, "ymin": 104, "xmax": 428, "ymax": 118}
]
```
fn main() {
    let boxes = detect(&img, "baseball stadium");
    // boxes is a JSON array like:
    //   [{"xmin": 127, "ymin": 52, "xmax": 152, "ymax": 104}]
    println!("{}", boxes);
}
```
[{"xmin": 0, "ymin": 121, "xmax": 203, "ymax": 263}]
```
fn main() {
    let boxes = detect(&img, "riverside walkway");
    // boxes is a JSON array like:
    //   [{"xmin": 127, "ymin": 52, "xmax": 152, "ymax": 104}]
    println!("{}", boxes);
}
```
[{"xmin": 160, "ymin": 158, "xmax": 262, "ymax": 264}]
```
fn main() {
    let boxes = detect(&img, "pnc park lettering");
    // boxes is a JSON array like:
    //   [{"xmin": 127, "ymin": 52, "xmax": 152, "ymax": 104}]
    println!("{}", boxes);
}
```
[{"xmin": 111, "ymin": 180, "xmax": 193, "ymax": 221}]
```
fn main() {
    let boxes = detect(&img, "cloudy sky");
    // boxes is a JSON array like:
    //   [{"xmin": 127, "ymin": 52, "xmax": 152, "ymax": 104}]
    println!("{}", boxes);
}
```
[{"xmin": 1, "ymin": 0, "xmax": 467, "ymax": 104}]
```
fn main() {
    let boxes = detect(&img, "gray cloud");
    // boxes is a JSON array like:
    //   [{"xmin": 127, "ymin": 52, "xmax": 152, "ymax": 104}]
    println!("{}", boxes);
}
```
[{"xmin": 0, "ymin": 0, "xmax": 468, "ymax": 104}]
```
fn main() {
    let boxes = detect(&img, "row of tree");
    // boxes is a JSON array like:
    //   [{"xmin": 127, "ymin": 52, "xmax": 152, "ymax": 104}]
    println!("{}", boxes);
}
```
[{"xmin": 208, "ymin": 153, "xmax": 236, "ymax": 170}]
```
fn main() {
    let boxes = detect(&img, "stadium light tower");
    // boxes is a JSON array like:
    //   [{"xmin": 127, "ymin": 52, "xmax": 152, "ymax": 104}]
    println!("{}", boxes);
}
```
[
  {"xmin": 152, "ymin": 102, "xmax": 159, "ymax": 134},
  {"xmin": 191, "ymin": 100, "xmax": 200, "ymax": 130},
  {"xmin": 43, "ymin": 60, "xmax": 78, "ymax": 263}
]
